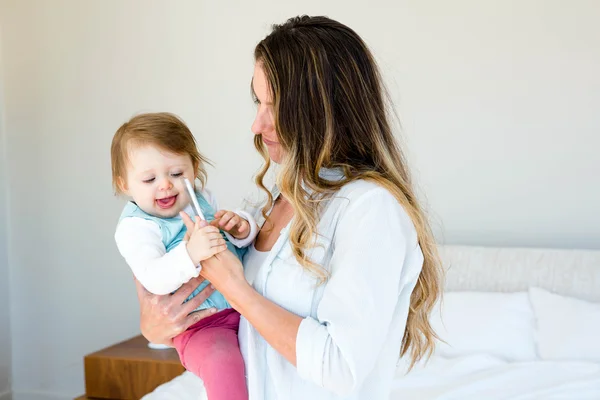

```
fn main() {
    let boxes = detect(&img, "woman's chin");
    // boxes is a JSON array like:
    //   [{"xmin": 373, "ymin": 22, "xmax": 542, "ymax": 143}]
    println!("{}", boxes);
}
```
[{"xmin": 266, "ymin": 148, "xmax": 283, "ymax": 164}]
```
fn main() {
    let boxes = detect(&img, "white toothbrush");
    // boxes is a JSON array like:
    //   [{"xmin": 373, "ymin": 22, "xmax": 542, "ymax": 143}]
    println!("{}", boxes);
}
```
[{"xmin": 182, "ymin": 177, "xmax": 204, "ymax": 220}]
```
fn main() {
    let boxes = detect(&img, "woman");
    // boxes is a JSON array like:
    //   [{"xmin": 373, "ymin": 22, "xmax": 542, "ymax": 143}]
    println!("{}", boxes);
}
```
[{"xmin": 137, "ymin": 15, "xmax": 442, "ymax": 399}]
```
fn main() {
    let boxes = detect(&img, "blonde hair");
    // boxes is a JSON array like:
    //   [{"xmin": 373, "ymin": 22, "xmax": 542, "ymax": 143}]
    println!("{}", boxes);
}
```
[
  {"xmin": 254, "ymin": 16, "xmax": 443, "ymax": 367},
  {"xmin": 110, "ymin": 112, "xmax": 210, "ymax": 194}
]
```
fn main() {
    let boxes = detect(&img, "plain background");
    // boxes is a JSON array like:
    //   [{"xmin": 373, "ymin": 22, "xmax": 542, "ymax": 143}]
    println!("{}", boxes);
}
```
[{"xmin": 0, "ymin": 0, "xmax": 598, "ymax": 398}]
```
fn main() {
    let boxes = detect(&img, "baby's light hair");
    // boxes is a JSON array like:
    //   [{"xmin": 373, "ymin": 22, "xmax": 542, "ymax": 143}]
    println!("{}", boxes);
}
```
[{"xmin": 110, "ymin": 112, "xmax": 210, "ymax": 194}]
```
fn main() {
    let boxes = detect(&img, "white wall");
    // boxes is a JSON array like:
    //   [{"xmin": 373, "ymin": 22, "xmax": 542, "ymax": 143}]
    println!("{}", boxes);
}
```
[
  {"xmin": 0, "ymin": 0, "xmax": 598, "ymax": 398},
  {"xmin": 0, "ymin": 20, "xmax": 12, "ymax": 400}
]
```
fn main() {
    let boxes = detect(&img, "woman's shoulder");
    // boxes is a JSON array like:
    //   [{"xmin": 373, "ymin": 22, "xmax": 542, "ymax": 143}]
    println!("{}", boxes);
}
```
[
  {"xmin": 333, "ymin": 179, "xmax": 401, "ymax": 210},
  {"xmin": 327, "ymin": 179, "xmax": 417, "ymax": 237}
]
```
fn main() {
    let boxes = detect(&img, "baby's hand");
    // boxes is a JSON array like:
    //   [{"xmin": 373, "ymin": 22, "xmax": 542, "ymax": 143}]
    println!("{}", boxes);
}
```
[
  {"xmin": 184, "ymin": 215, "xmax": 228, "ymax": 264},
  {"xmin": 211, "ymin": 210, "xmax": 250, "ymax": 240}
]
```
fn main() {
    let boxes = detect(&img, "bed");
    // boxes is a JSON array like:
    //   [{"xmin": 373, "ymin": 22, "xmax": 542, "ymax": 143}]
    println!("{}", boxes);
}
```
[{"xmin": 143, "ymin": 245, "xmax": 600, "ymax": 399}]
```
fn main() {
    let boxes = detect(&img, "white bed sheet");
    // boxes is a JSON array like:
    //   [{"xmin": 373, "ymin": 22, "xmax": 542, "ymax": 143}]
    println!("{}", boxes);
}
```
[
  {"xmin": 393, "ymin": 354, "xmax": 600, "ymax": 400},
  {"xmin": 142, "ymin": 354, "xmax": 600, "ymax": 400}
]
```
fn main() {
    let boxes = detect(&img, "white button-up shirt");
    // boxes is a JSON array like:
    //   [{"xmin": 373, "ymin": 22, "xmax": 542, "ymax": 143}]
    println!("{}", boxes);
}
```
[{"xmin": 239, "ymin": 175, "xmax": 424, "ymax": 400}]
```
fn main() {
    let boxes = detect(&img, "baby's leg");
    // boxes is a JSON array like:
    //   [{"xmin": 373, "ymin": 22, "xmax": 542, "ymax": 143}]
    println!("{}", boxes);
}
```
[{"xmin": 173, "ymin": 309, "xmax": 247, "ymax": 400}]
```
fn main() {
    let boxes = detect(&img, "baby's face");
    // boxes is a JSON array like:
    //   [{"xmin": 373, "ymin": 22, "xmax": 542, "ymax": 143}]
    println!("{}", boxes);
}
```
[{"xmin": 122, "ymin": 144, "xmax": 196, "ymax": 218}]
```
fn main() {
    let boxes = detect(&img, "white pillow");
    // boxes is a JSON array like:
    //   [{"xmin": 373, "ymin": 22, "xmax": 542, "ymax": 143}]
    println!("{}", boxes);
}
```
[
  {"xmin": 430, "ymin": 291, "xmax": 537, "ymax": 362},
  {"xmin": 529, "ymin": 287, "xmax": 600, "ymax": 362}
]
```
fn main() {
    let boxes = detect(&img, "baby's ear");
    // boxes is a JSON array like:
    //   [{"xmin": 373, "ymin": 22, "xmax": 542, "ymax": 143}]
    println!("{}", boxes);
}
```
[{"xmin": 117, "ymin": 176, "xmax": 129, "ymax": 195}]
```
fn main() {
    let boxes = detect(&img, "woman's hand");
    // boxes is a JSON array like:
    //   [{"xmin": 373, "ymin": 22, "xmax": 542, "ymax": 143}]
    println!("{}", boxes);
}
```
[
  {"xmin": 135, "ymin": 275, "xmax": 217, "ymax": 346},
  {"xmin": 200, "ymin": 250, "xmax": 249, "ymax": 308}
]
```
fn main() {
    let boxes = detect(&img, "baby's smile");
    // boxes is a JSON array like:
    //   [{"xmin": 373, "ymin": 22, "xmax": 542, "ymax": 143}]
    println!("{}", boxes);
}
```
[{"xmin": 156, "ymin": 194, "xmax": 178, "ymax": 209}]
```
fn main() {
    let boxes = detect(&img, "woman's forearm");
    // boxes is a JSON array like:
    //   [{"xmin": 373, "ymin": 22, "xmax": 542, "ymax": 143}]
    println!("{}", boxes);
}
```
[
  {"xmin": 196, "ymin": 248, "xmax": 303, "ymax": 366},
  {"xmin": 231, "ymin": 283, "xmax": 302, "ymax": 366}
]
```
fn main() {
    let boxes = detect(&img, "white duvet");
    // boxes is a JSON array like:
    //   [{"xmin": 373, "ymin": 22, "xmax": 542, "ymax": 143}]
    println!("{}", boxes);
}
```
[
  {"xmin": 393, "ymin": 354, "xmax": 600, "ymax": 400},
  {"xmin": 143, "ymin": 354, "xmax": 600, "ymax": 400}
]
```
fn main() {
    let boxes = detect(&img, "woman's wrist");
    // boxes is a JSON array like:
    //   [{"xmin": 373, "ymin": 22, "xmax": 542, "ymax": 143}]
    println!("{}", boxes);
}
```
[{"xmin": 227, "ymin": 276, "xmax": 258, "ymax": 313}]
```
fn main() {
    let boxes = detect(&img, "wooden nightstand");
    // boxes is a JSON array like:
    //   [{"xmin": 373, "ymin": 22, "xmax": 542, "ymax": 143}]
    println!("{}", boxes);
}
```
[{"xmin": 75, "ymin": 335, "xmax": 185, "ymax": 400}]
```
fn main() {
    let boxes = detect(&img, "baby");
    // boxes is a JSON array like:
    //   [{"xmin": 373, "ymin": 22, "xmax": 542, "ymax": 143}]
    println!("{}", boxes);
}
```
[{"xmin": 111, "ymin": 112, "xmax": 254, "ymax": 400}]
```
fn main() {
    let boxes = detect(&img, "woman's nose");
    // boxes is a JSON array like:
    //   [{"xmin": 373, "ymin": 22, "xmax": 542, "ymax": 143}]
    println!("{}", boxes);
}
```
[
  {"xmin": 251, "ymin": 111, "xmax": 266, "ymax": 136},
  {"xmin": 251, "ymin": 117, "xmax": 261, "ymax": 136}
]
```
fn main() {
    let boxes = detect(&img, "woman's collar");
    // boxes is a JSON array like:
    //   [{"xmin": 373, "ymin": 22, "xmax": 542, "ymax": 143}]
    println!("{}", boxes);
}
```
[
  {"xmin": 272, "ymin": 167, "xmax": 346, "ymax": 198},
  {"xmin": 318, "ymin": 167, "xmax": 345, "ymax": 181}
]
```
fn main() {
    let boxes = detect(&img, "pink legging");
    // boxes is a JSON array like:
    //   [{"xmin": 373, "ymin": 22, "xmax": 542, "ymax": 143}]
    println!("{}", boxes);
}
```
[{"xmin": 173, "ymin": 308, "xmax": 248, "ymax": 400}]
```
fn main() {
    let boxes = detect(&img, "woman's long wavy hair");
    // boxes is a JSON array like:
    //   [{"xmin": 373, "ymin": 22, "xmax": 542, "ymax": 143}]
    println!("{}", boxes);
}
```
[{"xmin": 253, "ymin": 15, "xmax": 443, "ymax": 367}]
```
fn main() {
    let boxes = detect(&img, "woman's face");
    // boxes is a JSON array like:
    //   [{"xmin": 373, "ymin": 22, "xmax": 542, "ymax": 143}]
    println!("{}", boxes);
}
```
[{"xmin": 251, "ymin": 63, "xmax": 283, "ymax": 164}]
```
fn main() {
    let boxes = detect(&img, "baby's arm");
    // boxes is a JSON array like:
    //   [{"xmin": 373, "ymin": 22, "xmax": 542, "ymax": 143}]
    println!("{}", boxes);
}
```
[
  {"xmin": 115, "ymin": 217, "xmax": 200, "ymax": 295},
  {"xmin": 202, "ymin": 189, "xmax": 259, "ymax": 248},
  {"xmin": 211, "ymin": 210, "xmax": 256, "ymax": 240}
]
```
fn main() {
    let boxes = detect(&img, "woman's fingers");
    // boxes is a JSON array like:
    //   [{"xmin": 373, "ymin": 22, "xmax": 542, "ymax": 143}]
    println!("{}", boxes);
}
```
[
  {"xmin": 183, "ymin": 308, "xmax": 218, "ymax": 331},
  {"xmin": 177, "ymin": 282, "xmax": 217, "ymax": 318},
  {"xmin": 138, "ymin": 275, "xmax": 217, "ymax": 344},
  {"xmin": 171, "ymin": 276, "xmax": 204, "ymax": 304}
]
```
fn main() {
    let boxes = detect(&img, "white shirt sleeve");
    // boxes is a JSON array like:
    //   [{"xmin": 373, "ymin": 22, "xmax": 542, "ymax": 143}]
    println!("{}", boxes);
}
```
[
  {"xmin": 295, "ymin": 187, "xmax": 420, "ymax": 396},
  {"xmin": 201, "ymin": 188, "xmax": 259, "ymax": 248},
  {"xmin": 114, "ymin": 217, "xmax": 200, "ymax": 295}
]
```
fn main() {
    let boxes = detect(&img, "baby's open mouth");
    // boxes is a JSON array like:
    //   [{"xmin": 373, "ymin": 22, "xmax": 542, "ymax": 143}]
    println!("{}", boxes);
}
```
[{"xmin": 156, "ymin": 195, "xmax": 177, "ymax": 209}]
